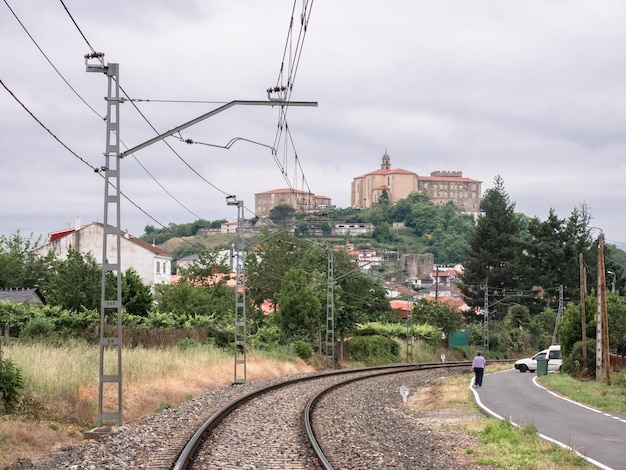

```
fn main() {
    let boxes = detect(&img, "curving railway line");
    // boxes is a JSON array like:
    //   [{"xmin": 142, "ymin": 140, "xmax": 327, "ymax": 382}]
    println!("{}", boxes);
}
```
[
  {"xmin": 174, "ymin": 362, "xmax": 473, "ymax": 469},
  {"xmin": 23, "ymin": 360, "xmax": 511, "ymax": 469}
]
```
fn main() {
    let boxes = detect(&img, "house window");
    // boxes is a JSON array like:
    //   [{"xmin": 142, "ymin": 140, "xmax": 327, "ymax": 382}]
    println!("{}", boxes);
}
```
[{"xmin": 156, "ymin": 261, "xmax": 161, "ymax": 273}]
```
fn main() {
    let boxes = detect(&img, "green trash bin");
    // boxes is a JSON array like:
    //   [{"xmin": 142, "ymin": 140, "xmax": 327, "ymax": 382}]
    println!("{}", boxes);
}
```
[{"xmin": 536, "ymin": 357, "xmax": 549, "ymax": 376}]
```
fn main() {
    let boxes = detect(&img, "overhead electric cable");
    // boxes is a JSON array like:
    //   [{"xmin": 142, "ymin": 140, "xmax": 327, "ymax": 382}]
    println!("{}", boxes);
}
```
[
  {"xmin": 268, "ymin": 0, "xmax": 316, "ymax": 210},
  {"xmin": 1, "ymin": 78, "xmax": 206, "ymax": 251},
  {"xmin": 57, "ymin": 1, "xmax": 234, "ymax": 222},
  {"xmin": 7, "ymin": 0, "xmax": 207, "ymax": 231},
  {"xmin": 3, "ymin": 0, "xmax": 103, "ymax": 119}
]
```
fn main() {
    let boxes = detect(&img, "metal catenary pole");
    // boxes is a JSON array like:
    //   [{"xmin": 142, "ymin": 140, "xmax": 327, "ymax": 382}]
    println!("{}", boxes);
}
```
[
  {"xmin": 86, "ymin": 55, "xmax": 123, "ymax": 428},
  {"xmin": 87, "ymin": 53, "xmax": 316, "ymax": 425},
  {"xmin": 325, "ymin": 247, "xmax": 334, "ymax": 369},
  {"xmin": 227, "ymin": 196, "xmax": 247, "ymax": 384}
]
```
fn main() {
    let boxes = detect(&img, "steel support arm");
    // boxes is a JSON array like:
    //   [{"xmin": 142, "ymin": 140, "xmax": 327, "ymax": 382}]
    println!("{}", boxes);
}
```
[{"xmin": 119, "ymin": 100, "xmax": 317, "ymax": 158}]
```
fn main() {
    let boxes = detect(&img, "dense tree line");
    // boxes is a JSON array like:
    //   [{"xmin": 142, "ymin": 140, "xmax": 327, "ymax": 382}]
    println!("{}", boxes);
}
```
[
  {"xmin": 2, "ymin": 176, "xmax": 626, "ymax": 377},
  {"xmin": 141, "ymin": 219, "xmax": 226, "ymax": 246}
]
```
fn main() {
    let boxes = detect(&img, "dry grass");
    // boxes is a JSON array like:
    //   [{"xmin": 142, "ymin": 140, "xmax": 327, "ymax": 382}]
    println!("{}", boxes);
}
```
[
  {"xmin": 409, "ymin": 372, "xmax": 486, "ymax": 433},
  {"xmin": 0, "ymin": 342, "xmax": 315, "ymax": 467}
]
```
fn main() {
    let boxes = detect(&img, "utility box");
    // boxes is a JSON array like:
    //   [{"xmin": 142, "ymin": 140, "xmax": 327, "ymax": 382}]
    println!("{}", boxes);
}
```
[{"xmin": 448, "ymin": 330, "xmax": 468, "ymax": 348}]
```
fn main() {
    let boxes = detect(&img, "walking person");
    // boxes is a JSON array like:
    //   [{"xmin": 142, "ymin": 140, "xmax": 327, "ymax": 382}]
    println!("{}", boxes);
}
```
[{"xmin": 472, "ymin": 351, "xmax": 486, "ymax": 387}]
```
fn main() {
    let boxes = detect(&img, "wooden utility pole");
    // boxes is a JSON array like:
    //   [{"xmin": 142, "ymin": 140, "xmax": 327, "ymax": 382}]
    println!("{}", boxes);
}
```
[
  {"xmin": 596, "ymin": 237, "xmax": 610, "ymax": 384},
  {"xmin": 579, "ymin": 253, "xmax": 587, "ymax": 368},
  {"xmin": 599, "ymin": 238, "xmax": 611, "ymax": 385}
]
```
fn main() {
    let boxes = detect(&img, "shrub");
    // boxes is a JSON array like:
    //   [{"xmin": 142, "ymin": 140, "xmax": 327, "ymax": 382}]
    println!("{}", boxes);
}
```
[
  {"xmin": 176, "ymin": 338, "xmax": 201, "ymax": 350},
  {"xmin": 0, "ymin": 359, "xmax": 24, "ymax": 413},
  {"xmin": 249, "ymin": 325, "xmax": 284, "ymax": 350},
  {"xmin": 563, "ymin": 339, "xmax": 596, "ymax": 377},
  {"xmin": 346, "ymin": 335, "xmax": 400, "ymax": 365},
  {"xmin": 21, "ymin": 316, "xmax": 55, "ymax": 339},
  {"xmin": 292, "ymin": 340, "xmax": 313, "ymax": 360}
]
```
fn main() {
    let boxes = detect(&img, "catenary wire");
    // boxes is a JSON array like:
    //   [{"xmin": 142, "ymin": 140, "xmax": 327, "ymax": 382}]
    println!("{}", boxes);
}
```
[
  {"xmin": 4, "ymin": 0, "xmax": 208, "ymax": 237},
  {"xmin": 0, "ymin": 79, "xmax": 207, "ymax": 251},
  {"xmin": 57, "ymin": 2, "xmax": 233, "ymax": 196}
]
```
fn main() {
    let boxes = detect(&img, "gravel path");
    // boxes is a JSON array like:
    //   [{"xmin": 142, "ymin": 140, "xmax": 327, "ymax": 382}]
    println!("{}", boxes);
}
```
[{"xmin": 3, "ymin": 367, "xmax": 478, "ymax": 470}]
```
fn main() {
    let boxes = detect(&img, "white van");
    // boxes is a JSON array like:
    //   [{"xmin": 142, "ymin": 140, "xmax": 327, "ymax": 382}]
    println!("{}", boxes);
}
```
[{"xmin": 514, "ymin": 345, "xmax": 562, "ymax": 373}]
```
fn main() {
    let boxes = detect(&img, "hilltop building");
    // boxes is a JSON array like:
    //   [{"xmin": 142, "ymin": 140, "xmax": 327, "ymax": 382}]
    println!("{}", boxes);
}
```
[
  {"xmin": 351, "ymin": 151, "xmax": 481, "ymax": 214},
  {"xmin": 255, "ymin": 188, "xmax": 332, "ymax": 217}
]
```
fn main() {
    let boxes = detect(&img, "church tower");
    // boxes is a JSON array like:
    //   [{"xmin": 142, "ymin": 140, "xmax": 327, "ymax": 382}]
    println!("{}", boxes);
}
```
[{"xmin": 381, "ymin": 149, "xmax": 391, "ymax": 170}]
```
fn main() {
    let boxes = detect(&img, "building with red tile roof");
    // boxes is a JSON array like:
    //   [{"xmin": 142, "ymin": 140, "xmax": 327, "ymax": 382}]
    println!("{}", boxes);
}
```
[
  {"xmin": 35, "ymin": 218, "xmax": 172, "ymax": 290},
  {"xmin": 351, "ymin": 151, "xmax": 481, "ymax": 213}
]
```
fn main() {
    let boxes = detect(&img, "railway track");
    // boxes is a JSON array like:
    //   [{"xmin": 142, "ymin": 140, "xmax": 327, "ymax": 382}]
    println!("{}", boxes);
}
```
[{"xmin": 173, "ymin": 362, "xmax": 472, "ymax": 469}]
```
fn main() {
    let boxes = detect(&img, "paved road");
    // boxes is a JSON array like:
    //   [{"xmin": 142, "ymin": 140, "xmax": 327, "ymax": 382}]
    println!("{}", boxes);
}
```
[{"xmin": 473, "ymin": 368, "xmax": 626, "ymax": 470}]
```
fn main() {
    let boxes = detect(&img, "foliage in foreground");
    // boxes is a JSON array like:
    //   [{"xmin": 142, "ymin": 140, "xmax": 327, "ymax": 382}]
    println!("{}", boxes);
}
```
[
  {"xmin": 0, "ymin": 359, "xmax": 24, "ymax": 413},
  {"xmin": 470, "ymin": 419, "xmax": 589, "ymax": 468},
  {"xmin": 346, "ymin": 334, "xmax": 400, "ymax": 365}
]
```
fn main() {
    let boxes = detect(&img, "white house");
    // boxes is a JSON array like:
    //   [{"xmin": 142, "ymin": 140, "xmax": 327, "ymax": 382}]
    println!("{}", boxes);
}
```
[{"xmin": 35, "ymin": 221, "xmax": 173, "ymax": 289}]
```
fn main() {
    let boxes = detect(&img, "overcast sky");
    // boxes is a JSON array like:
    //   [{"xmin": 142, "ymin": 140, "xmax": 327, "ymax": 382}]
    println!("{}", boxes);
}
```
[{"xmin": 2, "ymin": 1, "xmax": 625, "ymax": 249}]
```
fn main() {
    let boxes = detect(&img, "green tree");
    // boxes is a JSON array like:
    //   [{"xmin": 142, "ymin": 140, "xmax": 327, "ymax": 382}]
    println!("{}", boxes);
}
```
[
  {"xmin": 402, "ymin": 193, "xmax": 441, "ymax": 237},
  {"xmin": 0, "ymin": 231, "xmax": 54, "ymax": 289},
  {"xmin": 333, "ymin": 254, "xmax": 394, "ymax": 346},
  {"xmin": 413, "ymin": 298, "xmax": 464, "ymax": 336},
  {"xmin": 180, "ymin": 250, "xmax": 230, "ymax": 288},
  {"xmin": 503, "ymin": 304, "xmax": 530, "ymax": 330},
  {"xmin": 274, "ymin": 267, "xmax": 322, "ymax": 341},
  {"xmin": 43, "ymin": 249, "xmax": 101, "ymax": 312},
  {"xmin": 121, "ymin": 268, "xmax": 153, "ymax": 317},
  {"xmin": 246, "ymin": 230, "xmax": 304, "ymax": 314},
  {"xmin": 269, "ymin": 204, "xmax": 296, "ymax": 225},
  {"xmin": 372, "ymin": 221, "xmax": 396, "ymax": 243},
  {"xmin": 521, "ymin": 206, "xmax": 593, "ymax": 306},
  {"xmin": 459, "ymin": 176, "xmax": 524, "ymax": 319}
]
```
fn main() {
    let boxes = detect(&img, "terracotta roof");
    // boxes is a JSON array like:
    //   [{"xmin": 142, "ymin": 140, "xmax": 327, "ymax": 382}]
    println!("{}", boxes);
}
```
[
  {"xmin": 417, "ymin": 175, "xmax": 480, "ymax": 183},
  {"xmin": 355, "ymin": 168, "xmax": 416, "ymax": 178},
  {"xmin": 254, "ymin": 188, "xmax": 313, "ymax": 195},
  {"xmin": 44, "ymin": 222, "xmax": 173, "ymax": 258},
  {"xmin": 389, "ymin": 299, "xmax": 413, "ymax": 319}
]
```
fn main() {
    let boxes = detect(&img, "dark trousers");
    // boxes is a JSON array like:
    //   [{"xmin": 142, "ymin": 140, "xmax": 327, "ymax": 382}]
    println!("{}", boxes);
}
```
[{"xmin": 474, "ymin": 367, "xmax": 484, "ymax": 386}]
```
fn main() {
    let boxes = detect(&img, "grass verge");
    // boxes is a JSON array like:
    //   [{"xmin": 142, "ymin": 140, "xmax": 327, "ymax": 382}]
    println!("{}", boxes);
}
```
[
  {"xmin": 409, "ymin": 366, "xmax": 592, "ymax": 469},
  {"xmin": 0, "ymin": 341, "xmax": 315, "ymax": 467},
  {"xmin": 539, "ymin": 372, "xmax": 626, "ymax": 412}
]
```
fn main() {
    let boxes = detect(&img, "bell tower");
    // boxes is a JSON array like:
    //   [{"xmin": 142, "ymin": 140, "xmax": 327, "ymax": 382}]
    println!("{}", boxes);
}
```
[{"xmin": 381, "ymin": 149, "xmax": 391, "ymax": 170}]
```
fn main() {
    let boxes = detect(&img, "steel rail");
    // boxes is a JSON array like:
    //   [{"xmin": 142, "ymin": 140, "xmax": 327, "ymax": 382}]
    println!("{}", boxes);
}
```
[
  {"xmin": 172, "ymin": 363, "xmax": 428, "ymax": 470},
  {"xmin": 303, "ymin": 362, "xmax": 472, "ymax": 469},
  {"xmin": 173, "ymin": 360, "xmax": 513, "ymax": 469}
]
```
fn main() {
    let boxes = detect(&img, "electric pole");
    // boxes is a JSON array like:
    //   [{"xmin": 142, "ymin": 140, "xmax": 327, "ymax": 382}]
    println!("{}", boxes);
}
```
[
  {"xmin": 325, "ymin": 248, "xmax": 334, "ymax": 368},
  {"xmin": 597, "ymin": 237, "xmax": 610, "ymax": 384},
  {"xmin": 227, "ymin": 196, "xmax": 246, "ymax": 384},
  {"xmin": 86, "ymin": 55, "xmax": 123, "ymax": 429},
  {"xmin": 580, "ymin": 253, "xmax": 587, "ymax": 368},
  {"xmin": 483, "ymin": 282, "xmax": 489, "ymax": 351},
  {"xmin": 87, "ymin": 53, "xmax": 317, "ymax": 428},
  {"xmin": 552, "ymin": 285, "xmax": 563, "ymax": 345}
]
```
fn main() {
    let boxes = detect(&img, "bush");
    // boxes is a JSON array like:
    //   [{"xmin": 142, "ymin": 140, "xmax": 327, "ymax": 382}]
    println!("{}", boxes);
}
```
[
  {"xmin": 346, "ymin": 335, "xmax": 400, "ymax": 365},
  {"xmin": 563, "ymin": 339, "xmax": 596, "ymax": 377},
  {"xmin": 21, "ymin": 316, "xmax": 55, "ymax": 339},
  {"xmin": 0, "ymin": 359, "xmax": 24, "ymax": 413},
  {"xmin": 292, "ymin": 340, "xmax": 313, "ymax": 360},
  {"xmin": 176, "ymin": 338, "xmax": 201, "ymax": 350}
]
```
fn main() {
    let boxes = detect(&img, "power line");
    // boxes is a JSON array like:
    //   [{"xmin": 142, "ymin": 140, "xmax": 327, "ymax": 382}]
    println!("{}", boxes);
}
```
[
  {"xmin": 3, "ymin": 0, "xmax": 103, "ymax": 119},
  {"xmin": 267, "ymin": 0, "xmax": 317, "ymax": 212},
  {"xmin": 4, "ymin": 0, "xmax": 207, "ymax": 236},
  {"xmin": 0, "ymin": 78, "xmax": 205, "ymax": 252},
  {"xmin": 57, "ymin": 2, "xmax": 233, "ymax": 199},
  {"xmin": 0, "ymin": 79, "xmax": 98, "ymax": 171}
]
